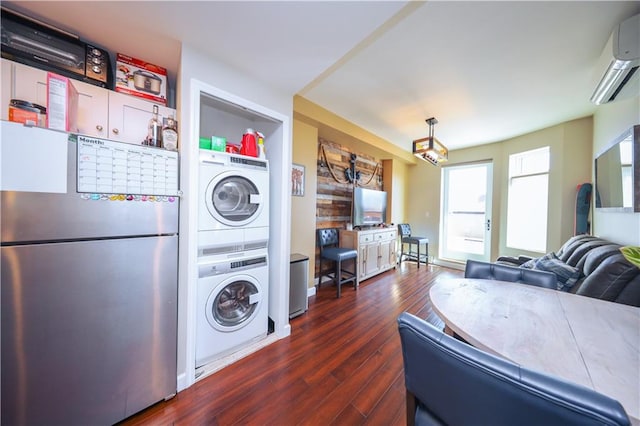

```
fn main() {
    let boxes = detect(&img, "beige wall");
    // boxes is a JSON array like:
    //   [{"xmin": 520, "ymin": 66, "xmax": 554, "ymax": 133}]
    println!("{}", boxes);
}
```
[
  {"xmin": 592, "ymin": 95, "xmax": 640, "ymax": 245},
  {"xmin": 291, "ymin": 119, "xmax": 319, "ymax": 289},
  {"xmin": 498, "ymin": 117, "xmax": 593, "ymax": 256},
  {"xmin": 293, "ymin": 97, "xmax": 616, "ymax": 273},
  {"xmin": 407, "ymin": 117, "xmax": 594, "ymax": 264},
  {"xmin": 293, "ymin": 96, "xmax": 413, "ymax": 288}
]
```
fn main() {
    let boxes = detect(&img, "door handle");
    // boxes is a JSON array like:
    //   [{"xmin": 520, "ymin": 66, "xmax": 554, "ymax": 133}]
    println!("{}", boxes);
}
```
[{"xmin": 201, "ymin": 159, "xmax": 225, "ymax": 165}]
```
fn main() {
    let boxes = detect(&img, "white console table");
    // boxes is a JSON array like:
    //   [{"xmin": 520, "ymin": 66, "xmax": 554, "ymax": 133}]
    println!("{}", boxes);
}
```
[{"xmin": 340, "ymin": 227, "xmax": 397, "ymax": 284}]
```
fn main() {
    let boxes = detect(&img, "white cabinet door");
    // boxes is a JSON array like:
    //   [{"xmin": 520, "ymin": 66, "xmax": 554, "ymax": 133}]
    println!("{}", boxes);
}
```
[
  {"xmin": 74, "ymin": 80, "xmax": 109, "ymax": 139},
  {"xmin": 379, "ymin": 240, "xmax": 391, "ymax": 270},
  {"xmin": 359, "ymin": 246, "xmax": 368, "ymax": 279},
  {"xmin": 11, "ymin": 61, "xmax": 48, "ymax": 109},
  {"xmin": 1, "ymin": 59, "xmax": 13, "ymax": 120},
  {"xmin": 108, "ymin": 91, "xmax": 175, "ymax": 145},
  {"xmin": 387, "ymin": 239, "xmax": 397, "ymax": 266},
  {"xmin": 364, "ymin": 242, "xmax": 379, "ymax": 277}
]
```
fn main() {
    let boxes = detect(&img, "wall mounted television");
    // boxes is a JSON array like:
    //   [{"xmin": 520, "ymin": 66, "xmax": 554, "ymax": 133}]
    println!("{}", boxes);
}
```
[
  {"xmin": 353, "ymin": 187, "xmax": 387, "ymax": 227},
  {"xmin": 594, "ymin": 125, "xmax": 639, "ymax": 212}
]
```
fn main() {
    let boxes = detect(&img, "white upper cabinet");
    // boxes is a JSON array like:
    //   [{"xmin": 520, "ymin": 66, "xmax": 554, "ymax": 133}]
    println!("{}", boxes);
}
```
[
  {"xmin": 107, "ymin": 90, "xmax": 175, "ymax": 144},
  {"xmin": 1, "ymin": 58, "xmax": 175, "ymax": 145}
]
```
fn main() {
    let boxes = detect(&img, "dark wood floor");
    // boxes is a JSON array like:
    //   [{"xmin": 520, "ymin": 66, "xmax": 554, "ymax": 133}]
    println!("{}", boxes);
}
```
[{"xmin": 121, "ymin": 262, "xmax": 463, "ymax": 425}]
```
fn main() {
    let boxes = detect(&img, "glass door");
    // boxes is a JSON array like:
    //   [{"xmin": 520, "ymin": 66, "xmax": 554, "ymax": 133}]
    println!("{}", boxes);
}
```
[
  {"xmin": 440, "ymin": 161, "xmax": 493, "ymax": 262},
  {"xmin": 207, "ymin": 278, "xmax": 261, "ymax": 331},
  {"xmin": 205, "ymin": 174, "xmax": 261, "ymax": 226}
]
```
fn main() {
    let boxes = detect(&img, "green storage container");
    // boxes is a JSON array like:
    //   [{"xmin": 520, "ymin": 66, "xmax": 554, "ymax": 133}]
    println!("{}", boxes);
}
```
[
  {"xmin": 211, "ymin": 136, "xmax": 227, "ymax": 152},
  {"xmin": 199, "ymin": 137, "xmax": 211, "ymax": 149}
]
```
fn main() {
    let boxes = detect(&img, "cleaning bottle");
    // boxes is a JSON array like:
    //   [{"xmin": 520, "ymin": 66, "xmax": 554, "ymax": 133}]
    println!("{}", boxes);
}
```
[{"xmin": 257, "ymin": 131, "xmax": 266, "ymax": 159}]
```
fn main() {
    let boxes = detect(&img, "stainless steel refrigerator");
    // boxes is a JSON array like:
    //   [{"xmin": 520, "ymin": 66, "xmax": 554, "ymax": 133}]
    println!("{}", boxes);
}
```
[{"xmin": 1, "ymin": 121, "xmax": 180, "ymax": 425}]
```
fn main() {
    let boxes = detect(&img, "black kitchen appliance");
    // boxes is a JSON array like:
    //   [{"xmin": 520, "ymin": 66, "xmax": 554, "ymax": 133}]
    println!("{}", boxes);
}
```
[{"xmin": 1, "ymin": 7, "xmax": 113, "ymax": 88}]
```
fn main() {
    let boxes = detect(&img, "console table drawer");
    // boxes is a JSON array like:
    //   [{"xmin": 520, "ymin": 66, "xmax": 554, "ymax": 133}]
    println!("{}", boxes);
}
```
[
  {"xmin": 377, "ymin": 230, "xmax": 397, "ymax": 241},
  {"xmin": 359, "ymin": 234, "xmax": 374, "ymax": 243}
]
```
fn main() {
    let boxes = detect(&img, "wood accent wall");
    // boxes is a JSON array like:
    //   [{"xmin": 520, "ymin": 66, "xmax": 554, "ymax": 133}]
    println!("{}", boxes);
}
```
[{"xmin": 315, "ymin": 138, "xmax": 384, "ymax": 279}]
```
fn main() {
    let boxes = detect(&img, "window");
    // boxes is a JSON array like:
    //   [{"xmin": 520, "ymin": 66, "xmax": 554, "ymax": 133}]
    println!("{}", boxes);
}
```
[{"xmin": 506, "ymin": 147, "xmax": 550, "ymax": 252}]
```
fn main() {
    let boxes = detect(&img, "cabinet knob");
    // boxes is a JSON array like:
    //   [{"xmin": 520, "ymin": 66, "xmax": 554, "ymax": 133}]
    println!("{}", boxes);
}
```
[
  {"xmin": 112, "ymin": 128, "xmax": 119, "ymax": 135},
  {"xmin": 96, "ymin": 125, "xmax": 103, "ymax": 131}
]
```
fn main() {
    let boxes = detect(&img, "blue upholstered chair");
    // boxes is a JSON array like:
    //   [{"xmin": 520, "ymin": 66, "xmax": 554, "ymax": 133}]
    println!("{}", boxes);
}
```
[
  {"xmin": 398, "ymin": 224, "xmax": 429, "ymax": 267},
  {"xmin": 397, "ymin": 312, "xmax": 630, "ymax": 426},
  {"xmin": 316, "ymin": 228, "xmax": 358, "ymax": 298}
]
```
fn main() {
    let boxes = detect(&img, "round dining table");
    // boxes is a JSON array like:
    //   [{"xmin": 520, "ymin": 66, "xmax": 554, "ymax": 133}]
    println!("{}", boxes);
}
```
[{"xmin": 430, "ymin": 278, "xmax": 640, "ymax": 424}]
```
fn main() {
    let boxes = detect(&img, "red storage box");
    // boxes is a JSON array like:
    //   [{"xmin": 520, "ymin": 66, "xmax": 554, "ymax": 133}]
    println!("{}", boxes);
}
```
[{"xmin": 115, "ymin": 53, "xmax": 168, "ymax": 105}]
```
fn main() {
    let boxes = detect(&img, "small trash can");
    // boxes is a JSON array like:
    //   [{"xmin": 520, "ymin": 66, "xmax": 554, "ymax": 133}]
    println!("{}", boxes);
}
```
[{"xmin": 289, "ymin": 253, "xmax": 309, "ymax": 319}]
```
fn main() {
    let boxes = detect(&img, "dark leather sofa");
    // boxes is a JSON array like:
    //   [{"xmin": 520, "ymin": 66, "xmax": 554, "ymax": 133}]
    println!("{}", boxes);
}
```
[{"xmin": 497, "ymin": 234, "xmax": 640, "ymax": 307}]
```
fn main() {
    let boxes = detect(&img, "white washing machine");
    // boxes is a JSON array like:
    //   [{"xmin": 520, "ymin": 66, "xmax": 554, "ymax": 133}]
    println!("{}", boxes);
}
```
[
  {"xmin": 199, "ymin": 150, "xmax": 269, "ymax": 232},
  {"xmin": 196, "ymin": 250, "xmax": 269, "ymax": 367}
]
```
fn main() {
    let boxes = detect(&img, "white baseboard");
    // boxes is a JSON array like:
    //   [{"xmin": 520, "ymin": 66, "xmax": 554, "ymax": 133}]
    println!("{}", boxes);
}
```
[
  {"xmin": 194, "ymin": 333, "xmax": 280, "ymax": 383},
  {"xmin": 177, "ymin": 372, "xmax": 187, "ymax": 392},
  {"xmin": 307, "ymin": 286, "xmax": 316, "ymax": 297},
  {"xmin": 432, "ymin": 258, "xmax": 465, "ymax": 270}
]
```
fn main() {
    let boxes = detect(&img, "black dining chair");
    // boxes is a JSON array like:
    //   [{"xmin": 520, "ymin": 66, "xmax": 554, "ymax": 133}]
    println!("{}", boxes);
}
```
[
  {"xmin": 398, "ymin": 224, "xmax": 429, "ymax": 267},
  {"xmin": 316, "ymin": 228, "xmax": 358, "ymax": 298},
  {"xmin": 397, "ymin": 312, "xmax": 631, "ymax": 426},
  {"xmin": 464, "ymin": 259, "xmax": 558, "ymax": 289}
]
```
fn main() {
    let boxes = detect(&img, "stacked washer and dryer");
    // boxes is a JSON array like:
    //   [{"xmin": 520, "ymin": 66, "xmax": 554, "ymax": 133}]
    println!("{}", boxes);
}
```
[{"xmin": 196, "ymin": 149, "xmax": 270, "ymax": 368}]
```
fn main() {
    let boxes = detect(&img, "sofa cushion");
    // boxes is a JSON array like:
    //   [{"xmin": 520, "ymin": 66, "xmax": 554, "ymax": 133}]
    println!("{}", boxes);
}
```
[
  {"xmin": 576, "ymin": 253, "xmax": 640, "ymax": 304},
  {"xmin": 565, "ymin": 239, "xmax": 613, "ymax": 267},
  {"xmin": 581, "ymin": 244, "xmax": 624, "ymax": 275},
  {"xmin": 521, "ymin": 252, "xmax": 581, "ymax": 291},
  {"xmin": 556, "ymin": 235, "xmax": 599, "ymax": 262}
]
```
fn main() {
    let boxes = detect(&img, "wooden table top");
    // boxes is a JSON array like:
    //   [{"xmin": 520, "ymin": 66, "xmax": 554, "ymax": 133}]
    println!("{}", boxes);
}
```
[{"xmin": 430, "ymin": 278, "xmax": 640, "ymax": 423}]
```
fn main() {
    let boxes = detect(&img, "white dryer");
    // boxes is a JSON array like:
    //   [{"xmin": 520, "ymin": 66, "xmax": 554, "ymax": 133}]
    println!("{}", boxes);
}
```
[
  {"xmin": 199, "ymin": 150, "xmax": 269, "ymax": 232},
  {"xmin": 196, "ymin": 250, "xmax": 269, "ymax": 367}
]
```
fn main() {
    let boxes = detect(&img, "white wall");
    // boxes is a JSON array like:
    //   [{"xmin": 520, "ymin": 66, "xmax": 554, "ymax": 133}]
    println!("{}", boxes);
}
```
[
  {"xmin": 592, "ymin": 95, "xmax": 640, "ymax": 245},
  {"xmin": 175, "ymin": 43, "xmax": 293, "ymax": 391}
]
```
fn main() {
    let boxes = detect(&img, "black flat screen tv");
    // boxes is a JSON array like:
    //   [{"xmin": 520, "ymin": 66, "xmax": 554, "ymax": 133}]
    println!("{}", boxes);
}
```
[{"xmin": 353, "ymin": 187, "xmax": 387, "ymax": 227}]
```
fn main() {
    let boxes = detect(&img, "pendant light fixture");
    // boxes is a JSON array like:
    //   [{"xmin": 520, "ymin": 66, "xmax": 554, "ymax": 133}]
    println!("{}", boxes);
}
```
[{"xmin": 412, "ymin": 117, "xmax": 448, "ymax": 166}]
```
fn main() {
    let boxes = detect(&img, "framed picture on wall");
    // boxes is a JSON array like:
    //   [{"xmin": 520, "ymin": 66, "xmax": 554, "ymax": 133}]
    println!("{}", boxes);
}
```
[{"xmin": 292, "ymin": 163, "xmax": 305, "ymax": 197}]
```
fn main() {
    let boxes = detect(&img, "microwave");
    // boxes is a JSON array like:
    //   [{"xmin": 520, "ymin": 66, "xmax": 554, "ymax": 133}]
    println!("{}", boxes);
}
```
[{"xmin": 1, "ymin": 8, "xmax": 113, "ymax": 89}]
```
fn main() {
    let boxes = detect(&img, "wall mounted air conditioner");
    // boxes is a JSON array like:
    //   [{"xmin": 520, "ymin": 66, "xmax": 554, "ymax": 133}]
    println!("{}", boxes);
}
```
[{"xmin": 590, "ymin": 13, "xmax": 639, "ymax": 105}]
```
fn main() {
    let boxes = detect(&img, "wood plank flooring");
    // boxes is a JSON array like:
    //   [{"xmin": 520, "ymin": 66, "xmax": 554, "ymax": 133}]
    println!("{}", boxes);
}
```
[{"xmin": 120, "ymin": 262, "xmax": 463, "ymax": 426}]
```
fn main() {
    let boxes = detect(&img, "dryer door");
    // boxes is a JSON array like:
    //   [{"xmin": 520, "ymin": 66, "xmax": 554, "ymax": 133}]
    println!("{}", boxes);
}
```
[
  {"xmin": 205, "ymin": 172, "xmax": 264, "ymax": 227},
  {"xmin": 206, "ymin": 275, "xmax": 263, "ymax": 332}
]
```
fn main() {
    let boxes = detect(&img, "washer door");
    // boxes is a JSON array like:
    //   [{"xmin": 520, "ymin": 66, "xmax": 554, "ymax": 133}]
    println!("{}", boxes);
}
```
[
  {"xmin": 206, "ymin": 274, "xmax": 263, "ymax": 332},
  {"xmin": 205, "ymin": 172, "xmax": 264, "ymax": 227}
]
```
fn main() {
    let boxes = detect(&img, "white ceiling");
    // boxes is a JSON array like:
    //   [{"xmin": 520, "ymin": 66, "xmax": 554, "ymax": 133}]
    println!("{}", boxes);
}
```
[{"xmin": 4, "ymin": 1, "xmax": 640, "ymax": 152}]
